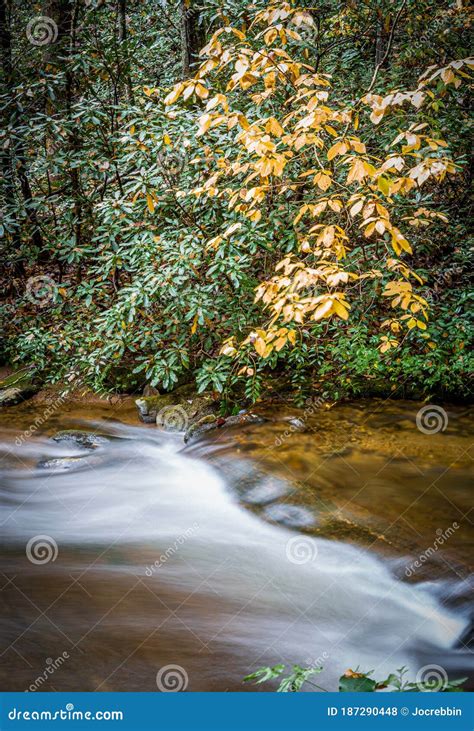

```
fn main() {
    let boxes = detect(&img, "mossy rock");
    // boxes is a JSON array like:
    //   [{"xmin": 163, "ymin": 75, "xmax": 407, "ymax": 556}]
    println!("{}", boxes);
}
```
[
  {"xmin": 0, "ymin": 367, "xmax": 40, "ymax": 407},
  {"xmin": 183, "ymin": 411, "xmax": 267, "ymax": 443},
  {"xmin": 135, "ymin": 383, "xmax": 219, "ymax": 431},
  {"xmin": 183, "ymin": 414, "xmax": 218, "ymax": 442}
]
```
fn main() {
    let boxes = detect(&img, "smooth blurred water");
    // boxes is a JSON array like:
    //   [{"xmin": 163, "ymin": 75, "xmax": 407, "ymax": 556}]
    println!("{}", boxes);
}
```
[{"xmin": 0, "ymin": 412, "xmax": 472, "ymax": 691}]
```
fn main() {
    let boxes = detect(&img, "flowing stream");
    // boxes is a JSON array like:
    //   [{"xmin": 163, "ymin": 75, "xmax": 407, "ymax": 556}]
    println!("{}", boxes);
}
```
[{"xmin": 0, "ymin": 397, "xmax": 472, "ymax": 691}]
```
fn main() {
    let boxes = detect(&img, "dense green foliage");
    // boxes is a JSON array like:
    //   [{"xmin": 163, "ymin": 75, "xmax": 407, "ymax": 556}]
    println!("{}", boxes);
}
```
[{"xmin": 1, "ymin": 0, "xmax": 472, "ymax": 401}]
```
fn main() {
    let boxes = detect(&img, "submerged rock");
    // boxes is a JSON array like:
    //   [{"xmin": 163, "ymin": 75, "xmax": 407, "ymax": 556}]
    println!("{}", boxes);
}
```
[
  {"xmin": 241, "ymin": 477, "xmax": 291, "ymax": 506},
  {"xmin": 51, "ymin": 430, "xmax": 108, "ymax": 450},
  {"xmin": 285, "ymin": 417, "xmax": 308, "ymax": 431},
  {"xmin": 221, "ymin": 413, "xmax": 266, "ymax": 428},
  {"xmin": 263, "ymin": 503, "xmax": 316, "ymax": 528},
  {"xmin": 0, "ymin": 368, "xmax": 39, "ymax": 407},
  {"xmin": 184, "ymin": 411, "xmax": 267, "ymax": 442},
  {"xmin": 37, "ymin": 456, "xmax": 91, "ymax": 471}
]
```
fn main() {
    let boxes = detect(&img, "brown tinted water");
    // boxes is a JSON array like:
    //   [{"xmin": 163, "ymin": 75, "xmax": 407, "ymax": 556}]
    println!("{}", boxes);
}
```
[{"xmin": 0, "ymin": 395, "xmax": 472, "ymax": 692}]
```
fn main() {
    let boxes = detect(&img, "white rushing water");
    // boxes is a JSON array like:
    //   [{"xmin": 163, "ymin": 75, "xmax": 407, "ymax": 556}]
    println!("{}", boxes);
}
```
[{"xmin": 0, "ymin": 422, "xmax": 471, "ymax": 689}]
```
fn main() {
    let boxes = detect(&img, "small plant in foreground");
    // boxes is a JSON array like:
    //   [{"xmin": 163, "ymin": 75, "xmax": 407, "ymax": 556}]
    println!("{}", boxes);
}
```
[{"xmin": 243, "ymin": 664, "xmax": 467, "ymax": 693}]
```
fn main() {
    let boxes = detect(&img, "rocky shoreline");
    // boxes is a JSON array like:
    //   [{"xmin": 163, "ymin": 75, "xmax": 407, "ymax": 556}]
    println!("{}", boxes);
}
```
[
  {"xmin": 0, "ymin": 368, "xmax": 268, "ymax": 444},
  {"xmin": 135, "ymin": 383, "xmax": 267, "ymax": 442}
]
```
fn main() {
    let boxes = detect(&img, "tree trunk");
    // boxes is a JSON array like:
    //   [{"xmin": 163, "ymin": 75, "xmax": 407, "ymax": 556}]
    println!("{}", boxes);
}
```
[
  {"xmin": 0, "ymin": 0, "xmax": 41, "ymax": 269},
  {"xmin": 65, "ymin": 0, "xmax": 83, "ymax": 252},
  {"xmin": 117, "ymin": 0, "xmax": 134, "ymax": 103},
  {"xmin": 375, "ymin": 18, "xmax": 386, "ymax": 67},
  {"xmin": 0, "ymin": 0, "xmax": 20, "ymax": 255},
  {"xmin": 180, "ymin": 0, "xmax": 205, "ymax": 77}
]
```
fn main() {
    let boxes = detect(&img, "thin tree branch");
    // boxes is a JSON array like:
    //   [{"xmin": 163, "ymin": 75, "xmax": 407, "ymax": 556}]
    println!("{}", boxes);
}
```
[{"xmin": 366, "ymin": 0, "xmax": 408, "ymax": 93}]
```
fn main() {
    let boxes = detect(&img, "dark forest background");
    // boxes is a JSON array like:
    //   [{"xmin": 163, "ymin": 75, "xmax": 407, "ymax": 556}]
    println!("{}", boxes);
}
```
[{"xmin": 0, "ymin": 1, "xmax": 472, "ymax": 403}]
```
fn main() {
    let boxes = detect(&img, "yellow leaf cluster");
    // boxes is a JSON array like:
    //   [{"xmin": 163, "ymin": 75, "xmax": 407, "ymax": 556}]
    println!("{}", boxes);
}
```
[{"xmin": 158, "ymin": 4, "xmax": 467, "ymax": 360}]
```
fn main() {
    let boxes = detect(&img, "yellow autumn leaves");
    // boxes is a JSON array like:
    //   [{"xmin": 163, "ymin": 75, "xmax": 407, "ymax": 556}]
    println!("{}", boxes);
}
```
[
  {"xmin": 164, "ymin": 79, "xmax": 209, "ymax": 106},
  {"xmin": 222, "ymin": 326, "xmax": 297, "ymax": 360},
  {"xmin": 156, "ymin": 2, "xmax": 465, "ymax": 363},
  {"xmin": 364, "ymin": 58, "xmax": 474, "ymax": 124}
]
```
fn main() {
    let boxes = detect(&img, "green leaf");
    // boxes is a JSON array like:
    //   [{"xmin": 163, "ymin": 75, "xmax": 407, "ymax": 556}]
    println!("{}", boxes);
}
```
[
  {"xmin": 339, "ymin": 674, "xmax": 377, "ymax": 692},
  {"xmin": 243, "ymin": 665, "xmax": 285, "ymax": 685},
  {"xmin": 277, "ymin": 665, "xmax": 324, "ymax": 693}
]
